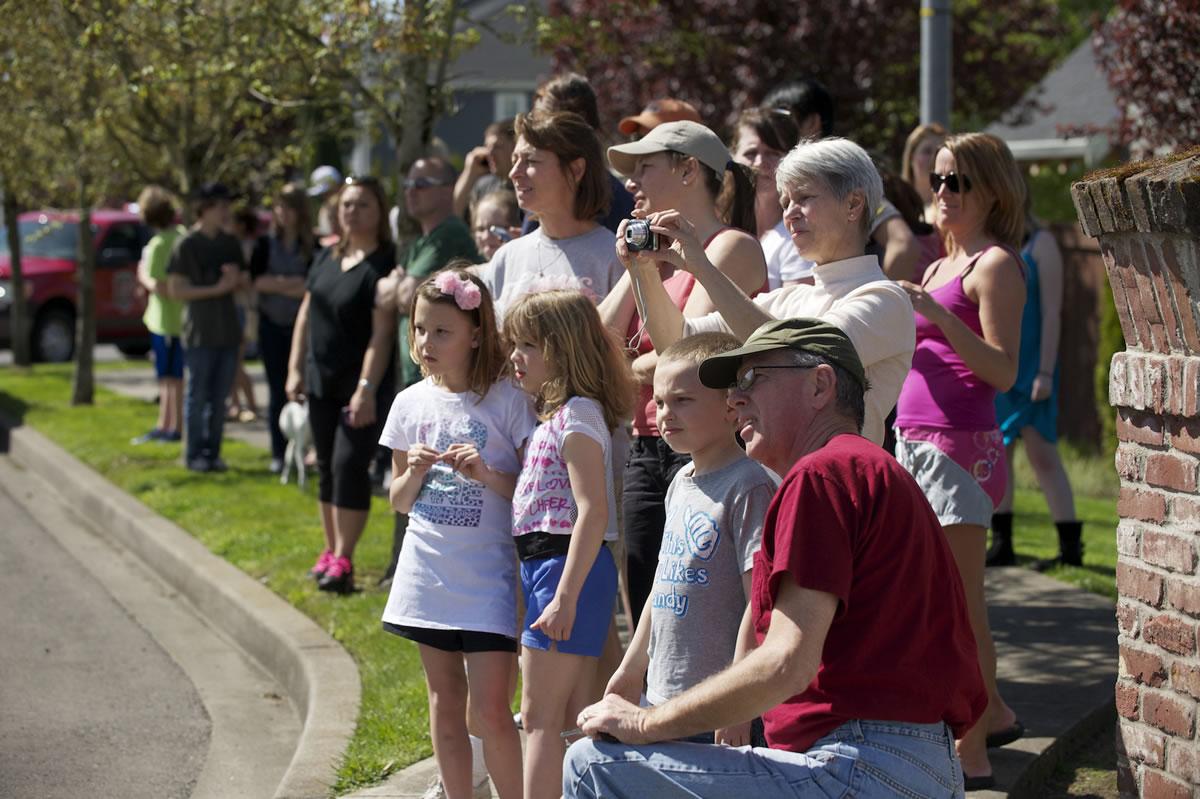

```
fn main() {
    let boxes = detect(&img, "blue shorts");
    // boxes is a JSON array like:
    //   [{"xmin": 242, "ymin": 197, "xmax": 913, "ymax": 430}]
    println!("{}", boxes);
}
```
[
  {"xmin": 520, "ymin": 544, "xmax": 617, "ymax": 657},
  {"xmin": 150, "ymin": 333, "xmax": 184, "ymax": 379}
]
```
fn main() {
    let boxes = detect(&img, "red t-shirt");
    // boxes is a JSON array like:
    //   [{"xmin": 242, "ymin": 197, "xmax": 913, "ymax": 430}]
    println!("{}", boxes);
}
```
[{"xmin": 752, "ymin": 433, "xmax": 987, "ymax": 752}]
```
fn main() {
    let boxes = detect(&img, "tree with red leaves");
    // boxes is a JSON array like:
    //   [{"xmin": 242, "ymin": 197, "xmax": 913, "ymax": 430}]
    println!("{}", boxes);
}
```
[
  {"xmin": 1093, "ymin": 0, "xmax": 1200, "ymax": 155},
  {"xmin": 537, "ymin": 0, "xmax": 1072, "ymax": 160}
]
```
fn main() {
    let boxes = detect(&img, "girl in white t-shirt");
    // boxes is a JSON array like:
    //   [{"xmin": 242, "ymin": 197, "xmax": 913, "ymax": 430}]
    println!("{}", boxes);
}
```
[
  {"xmin": 380, "ymin": 264, "xmax": 536, "ymax": 799},
  {"xmin": 504, "ymin": 289, "xmax": 634, "ymax": 799}
]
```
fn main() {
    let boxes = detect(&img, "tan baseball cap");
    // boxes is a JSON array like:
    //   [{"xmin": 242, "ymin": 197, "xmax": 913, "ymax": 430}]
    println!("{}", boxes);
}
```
[
  {"xmin": 618, "ymin": 98, "xmax": 702, "ymax": 136},
  {"xmin": 607, "ymin": 121, "xmax": 733, "ymax": 177}
]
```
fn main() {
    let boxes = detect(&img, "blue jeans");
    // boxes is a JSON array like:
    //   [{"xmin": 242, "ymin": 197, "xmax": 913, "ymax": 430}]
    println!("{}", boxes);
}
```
[
  {"xmin": 564, "ymin": 719, "xmax": 965, "ymax": 799},
  {"xmin": 183, "ymin": 345, "xmax": 238, "ymax": 461}
]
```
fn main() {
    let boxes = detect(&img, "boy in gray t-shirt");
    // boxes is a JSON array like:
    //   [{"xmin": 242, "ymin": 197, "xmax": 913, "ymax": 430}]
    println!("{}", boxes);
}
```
[{"xmin": 606, "ymin": 333, "xmax": 777, "ymax": 746}]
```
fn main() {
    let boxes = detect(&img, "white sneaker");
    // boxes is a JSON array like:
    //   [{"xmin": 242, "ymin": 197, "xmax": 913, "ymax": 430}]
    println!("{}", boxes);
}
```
[{"xmin": 422, "ymin": 775, "xmax": 491, "ymax": 799}]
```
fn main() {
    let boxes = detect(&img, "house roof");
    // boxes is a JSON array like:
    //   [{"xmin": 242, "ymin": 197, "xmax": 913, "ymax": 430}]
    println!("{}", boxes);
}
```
[{"xmin": 986, "ymin": 38, "xmax": 1120, "ymax": 163}]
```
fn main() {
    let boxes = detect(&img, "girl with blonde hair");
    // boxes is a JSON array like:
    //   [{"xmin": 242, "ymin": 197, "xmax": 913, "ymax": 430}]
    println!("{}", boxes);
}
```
[{"xmin": 504, "ymin": 289, "xmax": 633, "ymax": 799}]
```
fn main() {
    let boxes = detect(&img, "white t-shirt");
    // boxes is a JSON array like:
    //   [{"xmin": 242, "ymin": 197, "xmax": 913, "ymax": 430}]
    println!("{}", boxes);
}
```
[
  {"xmin": 378, "ymin": 377, "xmax": 537, "ymax": 636},
  {"xmin": 683, "ymin": 255, "xmax": 914, "ymax": 446},
  {"xmin": 480, "ymin": 226, "xmax": 624, "ymax": 321},
  {"xmin": 761, "ymin": 220, "xmax": 815, "ymax": 289},
  {"xmin": 512, "ymin": 396, "xmax": 618, "ymax": 542}
]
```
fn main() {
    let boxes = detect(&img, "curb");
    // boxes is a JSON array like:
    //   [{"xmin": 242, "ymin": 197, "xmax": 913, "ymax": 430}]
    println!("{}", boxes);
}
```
[
  {"xmin": 2, "ymin": 417, "xmax": 360, "ymax": 799},
  {"xmin": 1007, "ymin": 700, "xmax": 1118, "ymax": 799}
]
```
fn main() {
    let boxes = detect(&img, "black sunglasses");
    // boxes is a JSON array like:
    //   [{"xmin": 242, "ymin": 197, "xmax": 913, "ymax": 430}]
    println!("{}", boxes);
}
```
[
  {"xmin": 929, "ymin": 171, "xmax": 972, "ymax": 194},
  {"xmin": 403, "ymin": 177, "xmax": 447, "ymax": 190},
  {"xmin": 344, "ymin": 175, "xmax": 381, "ymax": 188}
]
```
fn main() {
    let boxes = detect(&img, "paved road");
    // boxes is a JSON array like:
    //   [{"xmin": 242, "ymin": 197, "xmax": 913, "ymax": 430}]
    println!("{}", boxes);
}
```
[
  {"xmin": 0, "ymin": 468, "xmax": 209, "ymax": 799},
  {"xmin": 0, "ymin": 452, "xmax": 300, "ymax": 799}
]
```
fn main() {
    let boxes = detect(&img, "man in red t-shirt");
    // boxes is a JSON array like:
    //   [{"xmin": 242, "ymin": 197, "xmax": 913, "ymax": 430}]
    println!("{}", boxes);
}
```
[{"xmin": 566, "ymin": 318, "xmax": 988, "ymax": 798}]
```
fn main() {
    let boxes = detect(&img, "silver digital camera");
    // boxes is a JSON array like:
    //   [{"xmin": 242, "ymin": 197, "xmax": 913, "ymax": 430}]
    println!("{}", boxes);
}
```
[{"xmin": 624, "ymin": 220, "xmax": 659, "ymax": 252}]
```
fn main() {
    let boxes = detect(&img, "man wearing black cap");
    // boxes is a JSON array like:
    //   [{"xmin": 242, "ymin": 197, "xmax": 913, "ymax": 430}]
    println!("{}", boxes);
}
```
[
  {"xmin": 565, "ymin": 319, "xmax": 989, "ymax": 798},
  {"xmin": 167, "ymin": 182, "xmax": 246, "ymax": 472}
]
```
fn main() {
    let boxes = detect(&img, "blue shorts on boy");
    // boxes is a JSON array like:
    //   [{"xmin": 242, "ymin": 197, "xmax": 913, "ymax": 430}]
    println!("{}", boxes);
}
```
[
  {"xmin": 646, "ymin": 456, "xmax": 777, "ymax": 705},
  {"xmin": 512, "ymin": 396, "xmax": 619, "ymax": 655},
  {"xmin": 378, "ymin": 377, "xmax": 536, "ymax": 639},
  {"xmin": 150, "ymin": 333, "xmax": 184, "ymax": 380}
]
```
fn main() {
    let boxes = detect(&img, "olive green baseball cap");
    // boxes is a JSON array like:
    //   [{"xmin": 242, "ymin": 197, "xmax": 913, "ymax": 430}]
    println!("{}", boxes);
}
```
[{"xmin": 697, "ymin": 317, "xmax": 867, "ymax": 392}]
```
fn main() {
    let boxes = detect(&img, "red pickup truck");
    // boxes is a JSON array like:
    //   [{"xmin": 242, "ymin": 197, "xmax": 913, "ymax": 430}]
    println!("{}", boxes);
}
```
[{"xmin": 0, "ymin": 209, "xmax": 152, "ymax": 362}]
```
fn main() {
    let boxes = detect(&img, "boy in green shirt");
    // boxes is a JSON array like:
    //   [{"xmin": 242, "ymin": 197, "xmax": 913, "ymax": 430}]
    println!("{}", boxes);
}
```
[{"xmin": 133, "ymin": 185, "xmax": 187, "ymax": 444}]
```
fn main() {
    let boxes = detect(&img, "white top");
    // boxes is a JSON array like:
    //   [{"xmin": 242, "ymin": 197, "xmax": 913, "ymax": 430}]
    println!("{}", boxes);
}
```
[
  {"xmin": 683, "ymin": 254, "xmax": 914, "ymax": 446},
  {"xmin": 378, "ymin": 378, "xmax": 537, "ymax": 636},
  {"xmin": 761, "ymin": 220, "xmax": 815, "ymax": 289},
  {"xmin": 480, "ymin": 226, "xmax": 624, "ymax": 321},
  {"xmin": 512, "ymin": 396, "xmax": 619, "ymax": 542}
]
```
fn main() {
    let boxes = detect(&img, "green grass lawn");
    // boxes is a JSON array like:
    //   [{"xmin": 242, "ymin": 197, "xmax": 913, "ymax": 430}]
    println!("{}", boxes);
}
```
[
  {"xmin": 1006, "ymin": 438, "xmax": 1119, "ymax": 602},
  {"xmin": 0, "ymin": 364, "xmax": 1122, "ymax": 794}
]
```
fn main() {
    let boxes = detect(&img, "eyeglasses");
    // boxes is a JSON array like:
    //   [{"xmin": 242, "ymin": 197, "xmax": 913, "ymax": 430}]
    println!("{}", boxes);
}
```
[
  {"xmin": 732, "ymin": 365, "xmax": 816, "ymax": 392},
  {"xmin": 344, "ymin": 175, "xmax": 380, "ymax": 186},
  {"xmin": 403, "ymin": 177, "xmax": 447, "ymax": 190},
  {"xmin": 929, "ymin": 171, "xmax": 972, "ymax": 194}
]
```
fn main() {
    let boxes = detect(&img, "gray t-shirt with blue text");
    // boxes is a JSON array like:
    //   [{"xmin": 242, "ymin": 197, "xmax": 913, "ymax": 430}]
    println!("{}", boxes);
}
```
[{"xmin": 647, "ymin": 456, "xmax": 777, "ymax": 705}]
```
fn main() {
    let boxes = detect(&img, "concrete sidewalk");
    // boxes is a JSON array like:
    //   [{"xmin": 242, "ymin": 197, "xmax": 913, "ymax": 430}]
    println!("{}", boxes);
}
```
[{"xmin": 97, "ymin": 365, "xmax": 1118, "ymax": 798}]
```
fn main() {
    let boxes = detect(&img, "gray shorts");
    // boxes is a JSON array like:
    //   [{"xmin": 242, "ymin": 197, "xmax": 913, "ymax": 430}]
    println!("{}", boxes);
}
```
[{"xmin": 894, "ymin": 431, "xmax": 995, "ymax": 528}]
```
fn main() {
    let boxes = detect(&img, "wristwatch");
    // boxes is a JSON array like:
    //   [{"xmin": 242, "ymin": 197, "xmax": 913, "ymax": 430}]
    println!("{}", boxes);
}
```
[{"xmin": 358, "ymin": 378, "xmax": 375, "ymax": 390}]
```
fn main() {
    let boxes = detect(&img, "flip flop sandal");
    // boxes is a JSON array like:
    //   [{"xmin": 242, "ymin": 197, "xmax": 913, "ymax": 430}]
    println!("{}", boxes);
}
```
[{"xmin": 986, "ymin": 719, "xmax": 1025, "ymax": 748}]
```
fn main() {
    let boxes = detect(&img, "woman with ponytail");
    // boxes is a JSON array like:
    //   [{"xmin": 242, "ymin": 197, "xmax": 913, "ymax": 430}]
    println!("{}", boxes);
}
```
[{"xmin": 598, "ymin": 120, "xmax": 767, "ymax": 628}]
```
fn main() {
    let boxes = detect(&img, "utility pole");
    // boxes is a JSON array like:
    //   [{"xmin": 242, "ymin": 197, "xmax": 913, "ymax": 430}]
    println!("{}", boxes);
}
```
[{"xmin": 920, "ymin": 0, "xmax": 952, "ymax": 129}]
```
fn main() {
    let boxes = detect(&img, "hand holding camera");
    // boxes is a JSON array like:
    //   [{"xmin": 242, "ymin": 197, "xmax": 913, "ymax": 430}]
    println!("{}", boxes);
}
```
[{"xmin": 616, "ymin": 211, "xmax": 706, "ymax": 277}]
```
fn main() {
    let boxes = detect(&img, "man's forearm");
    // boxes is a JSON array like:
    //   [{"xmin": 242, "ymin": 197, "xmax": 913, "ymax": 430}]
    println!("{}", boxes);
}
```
[{"xmin": 642, "ymin": 636, "xmax": 805, "ymax": 741}]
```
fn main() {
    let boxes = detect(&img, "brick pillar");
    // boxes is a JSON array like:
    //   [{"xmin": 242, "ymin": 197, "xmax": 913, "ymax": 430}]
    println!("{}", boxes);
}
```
[{"xmin": 1073, "ymin": 152, "xmax": 1200, "ymax": 798}]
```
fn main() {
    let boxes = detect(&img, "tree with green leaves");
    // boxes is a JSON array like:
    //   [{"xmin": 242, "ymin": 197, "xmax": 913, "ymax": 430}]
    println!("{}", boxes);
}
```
[{"xmin": 0, "ymin": 0, "xmax": 126, "ymax": 401}]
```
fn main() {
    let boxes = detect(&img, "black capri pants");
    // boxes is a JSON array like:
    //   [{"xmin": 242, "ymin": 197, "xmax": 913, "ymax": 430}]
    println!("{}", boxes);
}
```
[{"xmin": 308, "ymin": 393, "xmax": 384, "ymax": 511}]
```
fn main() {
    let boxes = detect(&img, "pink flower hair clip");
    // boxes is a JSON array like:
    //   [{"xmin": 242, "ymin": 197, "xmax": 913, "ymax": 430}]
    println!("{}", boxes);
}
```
[{"xmin": 434, "ymin": 271, "xmax": 482, "ymax": 311}]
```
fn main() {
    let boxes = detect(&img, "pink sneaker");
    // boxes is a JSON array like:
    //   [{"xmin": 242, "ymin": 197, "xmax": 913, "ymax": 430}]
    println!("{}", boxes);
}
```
[
  {"xmin": 318, "ymin": 556, "xmax": 354, "ymax": 594},
  {"xmin": 309, "ymin": 550, "xmax": 334, "ymax": 579}
]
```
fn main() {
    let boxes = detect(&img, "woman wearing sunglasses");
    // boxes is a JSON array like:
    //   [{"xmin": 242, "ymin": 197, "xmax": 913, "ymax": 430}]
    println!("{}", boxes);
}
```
[
  {"xmin": 893, "ymin": 132, "xmax": 1027, "ymax": 790},
  {"xmin": 287, "ymin": 175, "xmax": 397, "ymax": 593}
]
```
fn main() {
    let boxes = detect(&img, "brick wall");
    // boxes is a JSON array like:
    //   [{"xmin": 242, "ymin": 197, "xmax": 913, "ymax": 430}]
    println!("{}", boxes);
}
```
[{"xmin": 1073, "ymin": 151, "xmax": 1200, "ymax": 798}]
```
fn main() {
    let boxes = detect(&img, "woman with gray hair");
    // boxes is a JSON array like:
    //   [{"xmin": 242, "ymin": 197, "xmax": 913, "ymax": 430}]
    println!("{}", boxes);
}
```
[{"xmin": 617, "ymin": 136, "xmax": 914, "ymax": 446}]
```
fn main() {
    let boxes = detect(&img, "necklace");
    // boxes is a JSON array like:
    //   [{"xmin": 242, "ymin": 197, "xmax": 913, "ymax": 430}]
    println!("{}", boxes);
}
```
[{"xmin": 535, "ymin": 233, "xmax": 566, "ymax": 278}]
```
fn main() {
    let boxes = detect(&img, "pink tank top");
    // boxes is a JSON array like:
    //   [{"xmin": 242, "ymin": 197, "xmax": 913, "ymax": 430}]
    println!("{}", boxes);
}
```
[{"xmin": 894, "ymin": 246, "xmax": 1023, "ymax": 431}]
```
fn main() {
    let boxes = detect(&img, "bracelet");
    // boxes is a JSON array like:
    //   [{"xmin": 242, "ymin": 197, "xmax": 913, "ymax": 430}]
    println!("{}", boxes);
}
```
[{"xmin": 358, "ymin": 378, "xmax": 375, "ymax": 390}]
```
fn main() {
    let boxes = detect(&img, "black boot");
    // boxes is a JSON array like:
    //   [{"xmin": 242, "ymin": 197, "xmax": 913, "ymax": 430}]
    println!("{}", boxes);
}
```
[
  {"xmin": 1033, "ymin": 520, "xmax": 1083, "ymax": 571},
  {"xmin": 986, "ymin": 512, "xmax": 1016, "ymax": 566}
]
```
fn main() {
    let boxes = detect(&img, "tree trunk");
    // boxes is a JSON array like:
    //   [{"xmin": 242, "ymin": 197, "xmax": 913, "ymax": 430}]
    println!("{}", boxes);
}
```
[
  {"xmin": 391, "ymin": 0, "xmax": 433, "ymax": 256},
  {"xmin": 71, "ymin": 182, "xmax": 95, "ymax": 406},
  {"xmin": 3, "ymin": 187, "xmax": 31, "ymax": 367}
]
